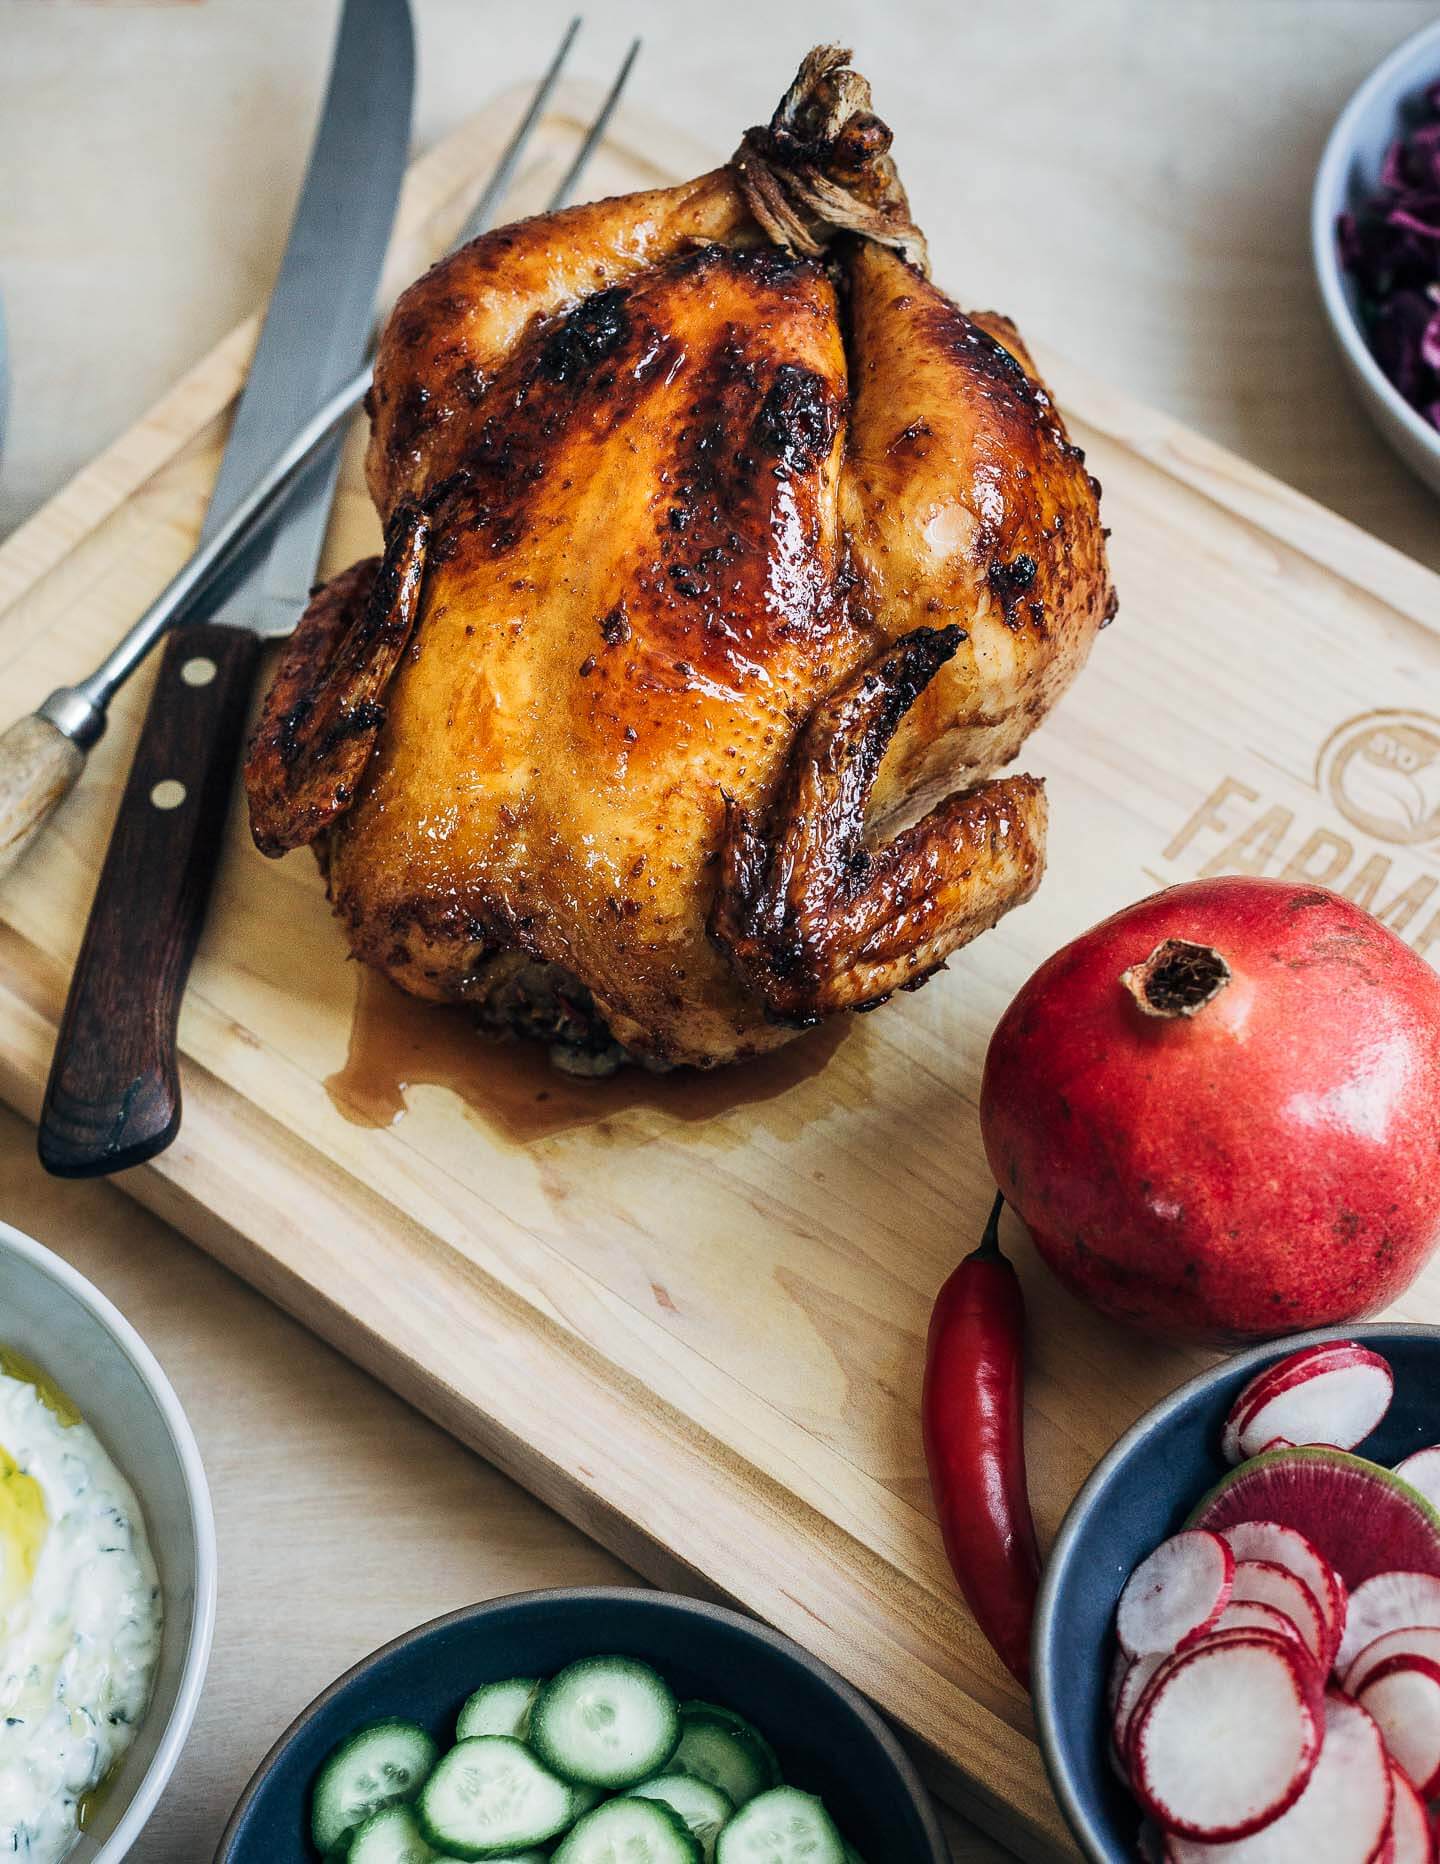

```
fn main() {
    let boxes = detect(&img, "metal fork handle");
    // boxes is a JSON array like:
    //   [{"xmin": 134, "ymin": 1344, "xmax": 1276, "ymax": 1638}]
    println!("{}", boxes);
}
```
[
  {"xmin": 40, "ymin": 363, "xmax": 373, "ymax": 746},
  {"xmin": 38, "ymin": 29, "xmax": 644, "ymax": 751}
]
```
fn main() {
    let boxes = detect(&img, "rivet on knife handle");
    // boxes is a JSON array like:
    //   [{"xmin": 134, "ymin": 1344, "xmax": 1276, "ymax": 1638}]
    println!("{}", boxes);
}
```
[{"xmin": 38, "ymin": 623, "xmax": 261, "ymax": 1178}]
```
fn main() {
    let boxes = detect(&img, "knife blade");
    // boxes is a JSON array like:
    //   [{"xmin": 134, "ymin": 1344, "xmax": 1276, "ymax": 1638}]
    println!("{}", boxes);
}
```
[
  {"xmin": 38, "ymin": 0, "xmax": 415, "ymax": 1178},
  {"xmin": 201, "ymin": 0, "xmax": 416, "ymax": 634}
]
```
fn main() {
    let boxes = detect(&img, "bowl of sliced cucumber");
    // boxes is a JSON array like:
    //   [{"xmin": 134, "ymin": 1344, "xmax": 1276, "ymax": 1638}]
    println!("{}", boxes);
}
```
[{"xmin": 215, "ymin": 1586, "xmax": 947, "ymax": 1863}]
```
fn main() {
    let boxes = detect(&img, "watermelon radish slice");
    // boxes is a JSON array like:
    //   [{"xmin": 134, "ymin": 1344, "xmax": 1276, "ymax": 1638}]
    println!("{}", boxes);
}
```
[
  {"xmin": 1221, "ymin": 1344, "xmax": 1390, "ymax": 1467},
  {"xmin": 1118, "ymin": 1531, "xmax": 1236, "ymax": 1658},
  {"xmin": 1336, "ymin": 1570, "xmax": 1440, "ymax": 1675},
  {"xmin": 1356, "ymin": 1656, "xmax": 1440, "ymax": 1799},
  {"xmin": 1229, "ymin": 1560, "xmax": 1326, "ymax": 1663},
  {"xmin": 1129, "ymin": 1633, "xmax": 1322, "ymax": 1840},
  {"xmin": 1217, "ymin": 1521, "xmax": 1347, "ymax": 1659},
  {"xmin": 1230, "ymin": 1348, "xmax": 1394, "ymax": 1465},
  {"xmin": 1191, "ymin": 1449, "xmax": 1440, "ymax": 1590},
  {"xmin": 1164, "ymin": 1692, "xmax": 1394, "ymax": 1864},
  {"xmin": 1386, "ymin": 1763, "xmax": 1434, "ymax": 1864},
  {"xmin": 1395, "ymin": 1447, "xmax": 1440, "ymax": 1514},
  {"xmin": 1346, "ymin": 1624, "xmax": 1440, "ymax": 1697}
]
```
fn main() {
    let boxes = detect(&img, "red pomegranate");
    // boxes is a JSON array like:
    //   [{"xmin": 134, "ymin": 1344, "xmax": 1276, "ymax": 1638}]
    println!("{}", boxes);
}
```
[{"xmin": 980, "ymin": 877, "xmax": 1440, "ymax": 1343}]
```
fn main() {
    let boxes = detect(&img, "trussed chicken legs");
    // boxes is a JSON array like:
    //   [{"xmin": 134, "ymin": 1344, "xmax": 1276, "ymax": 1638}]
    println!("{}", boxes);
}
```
[{"xmin": 246, "ymin": 48, "xmax": 1114, "ymax": 1071}]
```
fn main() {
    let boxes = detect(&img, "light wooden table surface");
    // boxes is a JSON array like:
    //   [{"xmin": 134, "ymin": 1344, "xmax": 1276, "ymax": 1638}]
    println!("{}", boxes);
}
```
[{"xmin": 2, "ymin": 3, "xmax": 1438, "ymax": 1859}]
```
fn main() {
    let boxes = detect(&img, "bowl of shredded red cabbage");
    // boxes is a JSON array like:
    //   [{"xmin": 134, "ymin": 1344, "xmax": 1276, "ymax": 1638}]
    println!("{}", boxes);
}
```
[
  {"xmin": 1313, "ymin": 20, "xmax": 1440, "ymax": 494},
  {"xmin": 1337, "ymin": 80, "xmax": 1440, "ymax": 433}
]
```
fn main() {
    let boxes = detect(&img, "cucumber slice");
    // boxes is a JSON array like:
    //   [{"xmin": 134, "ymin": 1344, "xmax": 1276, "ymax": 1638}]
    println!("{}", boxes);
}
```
[
  {"xmin": 552, "ymin": 1797, "xmax": 701, "ymax": 1862},
  {"xmin": 671, "ymin": 1708, "xmax": 776, "ymax": 1810},
  {"xmin": 677, "ymin": 1704, "xmax": 781, "ymax": 1793},
  {"xmin": 569, "ymin": 1783, "xmax": 604, "ymax": 1821},
  {"xmin": 417, "ymin": 1736, "xmax": 574, "ymax": 1858},
  {"xmin": 347, "ymin": 1804, "xmax": 435, "ymax": 1864},
  {"xmin": 715, "ymin": 1788, "xmax": 845, "ymax": 1864},
  {"xmin": 312, "ymin": 1719, "xmax": 440, "ymax": 1854},
  {"xmin": 530, "ymin": 1656, "xmax": 680, "ymax": 1789},
  {"xmin": 455, "ymin": 1677, "xmax": 541, "ymax": 1742},
  {"xmin": 674, "ymin": 1707, "xmax": 774, "ymax": 1774},
  {"xmin": 632, "ymin": 1773, "xmax": 733, "ymax": 1860}
]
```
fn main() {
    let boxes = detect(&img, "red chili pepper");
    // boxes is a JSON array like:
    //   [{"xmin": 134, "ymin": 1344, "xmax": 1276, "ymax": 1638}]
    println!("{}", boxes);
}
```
[{"xmin": 922, "ymin": 1189, "xmax": 1040, "ymax": 1687}]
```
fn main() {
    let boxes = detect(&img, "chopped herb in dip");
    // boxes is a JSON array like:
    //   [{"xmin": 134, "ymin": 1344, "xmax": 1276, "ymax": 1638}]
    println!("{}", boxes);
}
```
[{"xmin": 0, "ymin": 1355, "xmax": 162, "ymax": 1862}]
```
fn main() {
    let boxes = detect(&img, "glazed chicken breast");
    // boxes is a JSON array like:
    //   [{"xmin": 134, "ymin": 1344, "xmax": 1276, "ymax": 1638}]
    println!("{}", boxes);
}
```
[{"xmin": 246, "ymin": 49, "xmax": 1114, "ymax": 1071}]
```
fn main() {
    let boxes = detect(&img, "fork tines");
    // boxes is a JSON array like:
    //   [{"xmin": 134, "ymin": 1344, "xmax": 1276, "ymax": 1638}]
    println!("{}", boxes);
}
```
[{"xmin": 453, "ymin": 19, "xmax": 643, "ymax": 250}]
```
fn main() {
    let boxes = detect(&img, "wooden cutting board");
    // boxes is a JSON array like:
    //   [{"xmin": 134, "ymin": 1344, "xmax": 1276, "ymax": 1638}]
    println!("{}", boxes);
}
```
[{"xmin": 3, "ymin": 83, "xmax": 1440, "ymax": 1862}]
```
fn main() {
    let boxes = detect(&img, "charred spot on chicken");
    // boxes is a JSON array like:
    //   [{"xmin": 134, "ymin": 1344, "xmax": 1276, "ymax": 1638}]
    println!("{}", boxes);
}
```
[{"xmin": 243, "ymin": 45, "xmax": 1114, "ymax": 1071}]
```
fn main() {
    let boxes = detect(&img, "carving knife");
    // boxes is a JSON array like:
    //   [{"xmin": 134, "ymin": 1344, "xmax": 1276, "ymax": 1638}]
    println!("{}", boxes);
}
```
[{"xmin": 37, "ymin": 0, "xmax": 415, "ymax": 1176}]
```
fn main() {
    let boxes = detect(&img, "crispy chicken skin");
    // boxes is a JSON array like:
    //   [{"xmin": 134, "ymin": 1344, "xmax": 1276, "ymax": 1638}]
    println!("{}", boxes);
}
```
[
  {"xmin": 245, "ymin": 48, "xmax": 1114, "ymax": 1070},
  {"xmin": 841, "ymin": 244, "xmax": 1116, "ymax": 818}
]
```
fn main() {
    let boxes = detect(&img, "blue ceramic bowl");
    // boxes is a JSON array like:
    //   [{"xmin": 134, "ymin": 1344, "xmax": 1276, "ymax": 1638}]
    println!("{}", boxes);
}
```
[
  {"xmin": 1034, "ymin": 1323, "xmax": 1440, "ymax": 1864},
  {"xmin": 217, "ymin": 1587, "xmax": 948, "ymax": 1862}
]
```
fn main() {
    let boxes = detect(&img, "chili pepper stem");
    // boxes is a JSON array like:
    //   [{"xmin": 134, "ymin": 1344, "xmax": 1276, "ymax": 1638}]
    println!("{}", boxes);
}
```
[{"xmin": 969, "ymin": 1189, "xmax": 1006, "ymax": 1262}]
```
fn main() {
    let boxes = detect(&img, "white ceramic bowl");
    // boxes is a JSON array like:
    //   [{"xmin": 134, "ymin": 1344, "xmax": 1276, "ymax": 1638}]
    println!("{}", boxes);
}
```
[
  {"xmin": 1312, "ymin": 18, "xmax": 1440, "ymax": 498},
  {"xmin": 0, "ymin": 1218, "xmax": 216, "ymax": 1861}
]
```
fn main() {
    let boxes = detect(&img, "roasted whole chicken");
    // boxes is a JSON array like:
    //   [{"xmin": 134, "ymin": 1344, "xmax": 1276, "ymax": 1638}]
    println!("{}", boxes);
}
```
[{"xmin": 246, "ymin": 49, "xmax": 1114, "ymax": 1072}]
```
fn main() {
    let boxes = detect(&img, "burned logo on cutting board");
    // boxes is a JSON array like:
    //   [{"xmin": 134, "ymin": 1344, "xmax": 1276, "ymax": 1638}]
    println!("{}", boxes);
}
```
[
  {"xmin": 1319, "ymin": 711, "xmax": 1440, "ymax": 848},
  {"xmin": 1154, "ymin": 709, "xmax": 1440, "ymax": 967}
]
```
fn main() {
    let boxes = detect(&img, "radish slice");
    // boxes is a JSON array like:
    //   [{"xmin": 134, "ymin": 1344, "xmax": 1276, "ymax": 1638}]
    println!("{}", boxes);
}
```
[
  {"xmin": 1356, "ymin": 1656, "xmax": 1440, "ymax": 1799},
  {"xmin": 1211, "ymin": 1598, "xmax": 1308, "ymax": 1648},
  {"xmin": 1126, "ymin": 1631, "xmax": 1313, "ymax": 1795},
  {"xmin": 1230, "ymin": 1560, "xmax": 1326, "ymax": 1663},
  {"xmin": 1336, "ymin": 1571, "xmax": 1440, "ymax": 1675},
  {"xmin": 1130, "ymin": 1632, "xmax": 1321, "ymax": 1840},
  {"xmin": 1395, "ymin": 1447, "xmax": 1440, "ymax": 1514},
  {"xmin": 1139, "ymin": 1822, "xmax": 1166, "ymax": 1864},
  {"xmin": 1107, "ymin": 1648, "xmax": 1136, "ymax": 1783},
  {"xmin": 1218, "ymin": 1521, "xmax": 1348, "ymax": 1659},
  {"xmin": 1234, "ymin": 1350, "xmax": 1394, "ymax": 1463},
  {"xmin": 1192, "ymin": 1448, "xmax": 1440, "ymax": 1590},
  {"xmin": 1346, "ymin": 1624, "xmax": 1440, "ymax": 1697},
  {"xmin": 1386, "ymin": 1762, "xmax": 1435, "ymax": 1864},
  {"xmin": 1112, "ymin": 1651, "xmax": 1167, "ymax": 1769},
  {"xmin": 1164, "ymin": 1693, "xmax": 1394, "ymax": 1864},
  {"xmin": 1221, "ymin": 1344, "xmax": 1389, "ymax": 1467},
  {"xmin": 1118, "ymin": 1531, "xmax": 1236, "ymax": 1659}
]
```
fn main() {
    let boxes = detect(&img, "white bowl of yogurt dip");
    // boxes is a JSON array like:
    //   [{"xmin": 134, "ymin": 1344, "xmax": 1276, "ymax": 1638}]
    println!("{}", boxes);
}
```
[{"xmin": 0, "ymin": 1219, "xmax": 215, "ymax": 1861}]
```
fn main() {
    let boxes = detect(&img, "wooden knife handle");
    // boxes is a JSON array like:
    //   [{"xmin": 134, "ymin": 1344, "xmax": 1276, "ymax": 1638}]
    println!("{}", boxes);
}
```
[
  {"xmin": 0, "ymin": 714, "xmax": 85, "ymax": 878},
  {"xmin": 39, "ymin": 623, "xmax": 261, "ymax": 1177}
]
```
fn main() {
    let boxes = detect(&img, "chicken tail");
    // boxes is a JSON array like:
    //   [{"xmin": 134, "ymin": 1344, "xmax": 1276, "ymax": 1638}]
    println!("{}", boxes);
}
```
[{"xmin": 710, "ymin": 628, "xmax": 1047, "ymax": 1023}]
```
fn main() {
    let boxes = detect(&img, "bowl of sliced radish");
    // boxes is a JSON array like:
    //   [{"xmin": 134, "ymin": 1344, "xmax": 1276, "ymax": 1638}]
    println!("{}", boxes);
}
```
[
  {"xmin": 215, "ymin": 1586, "xmax": 947, "ymax": 1864},
  {"xmin": 1034, "ymin": 1324, "xmax": 1440, "ymax": 1864}
]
